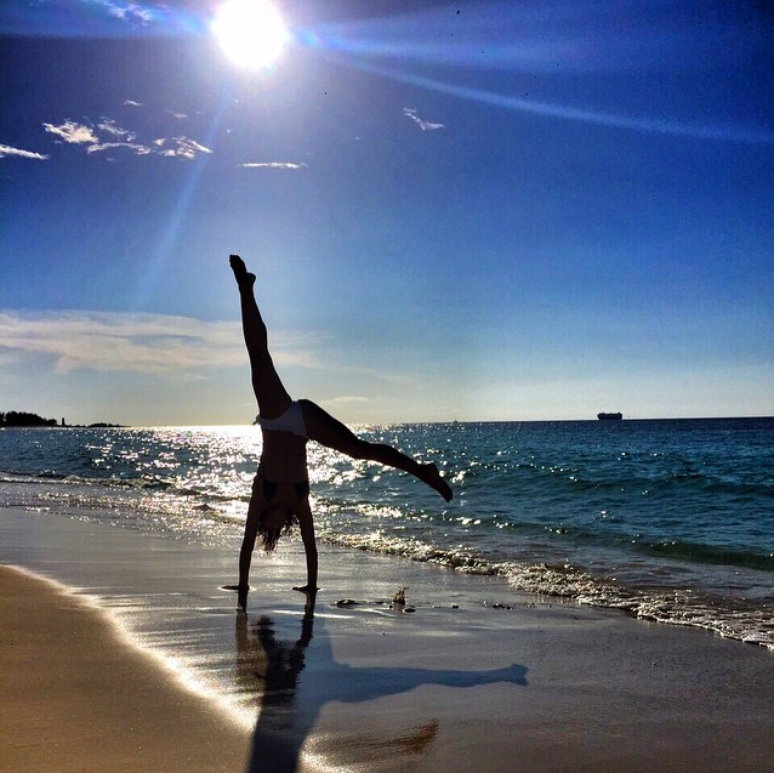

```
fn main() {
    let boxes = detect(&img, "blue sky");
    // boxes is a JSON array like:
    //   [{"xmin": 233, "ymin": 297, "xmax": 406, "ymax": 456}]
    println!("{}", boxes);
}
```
[{"xmin": 1, "ymin": 0, "xmax": 772, "ymax": 425}]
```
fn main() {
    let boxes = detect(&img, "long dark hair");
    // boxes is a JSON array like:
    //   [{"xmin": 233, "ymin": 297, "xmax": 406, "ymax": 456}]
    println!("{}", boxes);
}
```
[{"xmin": 259, "ymin": 508, "xmax": 298, "ymax": 552}]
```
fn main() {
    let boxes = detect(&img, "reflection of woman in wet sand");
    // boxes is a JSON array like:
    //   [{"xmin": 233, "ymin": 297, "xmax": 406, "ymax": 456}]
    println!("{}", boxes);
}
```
[
  {"xmin": 230, "ymin": 255, "xmax": 452, "ymax": 609},
  {"xmin": 236, "ymin": 606, "xmax": 526, "ymax": 773}
]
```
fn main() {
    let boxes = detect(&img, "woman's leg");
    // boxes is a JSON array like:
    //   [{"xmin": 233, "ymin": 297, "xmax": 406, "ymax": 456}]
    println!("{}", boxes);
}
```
[
  {"xmin": 299, "ymin": 399, "xmax": 453, "ymax": 501},
  {"xmin": 230, "ymin": 254, "xmax": 291, "ymax": 419}
]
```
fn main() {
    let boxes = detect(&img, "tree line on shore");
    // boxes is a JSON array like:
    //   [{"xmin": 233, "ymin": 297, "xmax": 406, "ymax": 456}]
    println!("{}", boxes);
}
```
[
  {"xmin": 0, "ymin": 411, "xmax": 123, "ymax": 428},
  {"xmin": 0, "ymin": 411, "xmax": 58, "ymax": 427}
]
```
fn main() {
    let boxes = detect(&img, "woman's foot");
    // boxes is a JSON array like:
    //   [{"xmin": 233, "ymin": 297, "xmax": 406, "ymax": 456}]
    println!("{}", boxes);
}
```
[
  {"xmin": 422, "ymin": 463, "xmax": 453, "ymax": 502},
  {"xmin": 229, "ymin": 254, "xmax": 256, "ymax": 289}
]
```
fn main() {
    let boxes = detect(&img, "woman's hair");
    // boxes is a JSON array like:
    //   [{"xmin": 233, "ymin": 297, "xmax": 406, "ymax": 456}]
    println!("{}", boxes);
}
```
[{"xmin": 258, "ymin": 507, "xmax": 298, "ymax": 552}]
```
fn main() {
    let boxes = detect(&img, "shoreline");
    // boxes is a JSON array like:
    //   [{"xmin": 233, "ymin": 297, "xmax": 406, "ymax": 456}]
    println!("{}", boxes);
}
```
[
  {"xmin": 2, "ymin": 506, "xmax": 774, "ymax": 772},
  {"xmin": 320, "ymin": 528, "xmax": 774, "ymax": 651}
]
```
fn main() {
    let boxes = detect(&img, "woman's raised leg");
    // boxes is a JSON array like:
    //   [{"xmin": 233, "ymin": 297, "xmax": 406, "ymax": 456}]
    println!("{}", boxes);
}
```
[
  {"xmin": 230, "ymin": 255, "xmax": 291, "ymax": 419},
  {"xmin": 299, "ymin": 399, "xmax": 453, "ymax": 501}
]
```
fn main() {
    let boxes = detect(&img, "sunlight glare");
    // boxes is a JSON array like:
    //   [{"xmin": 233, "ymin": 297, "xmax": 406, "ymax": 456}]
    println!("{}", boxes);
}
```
[{"xmin": 212, "ymin": 0, "xmax": 288, "ymax": 70}]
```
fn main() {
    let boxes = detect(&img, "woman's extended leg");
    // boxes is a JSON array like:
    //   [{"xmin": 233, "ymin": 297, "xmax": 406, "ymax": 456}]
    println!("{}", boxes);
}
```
[
  {"xmin": 299, "ymin": 399, "xmax": 453, "ymax": 501},
  {"xmin": 230, "ymin": 254, "xmax": 291, "ymax": 419}
]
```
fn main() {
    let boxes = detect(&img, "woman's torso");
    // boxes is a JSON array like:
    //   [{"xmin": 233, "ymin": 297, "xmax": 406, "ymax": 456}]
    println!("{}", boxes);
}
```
[{"xmin": 259, "ymin": 430, "xmax": 308, "ymax": 481}]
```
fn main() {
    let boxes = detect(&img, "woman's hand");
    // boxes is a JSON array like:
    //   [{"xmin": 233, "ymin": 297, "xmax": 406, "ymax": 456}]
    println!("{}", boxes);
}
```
[
  {"xmin": 293, "ymin": 585, "xmax": 319, "ymax": 612},
  {"xmin": 292, "ymin": 584, "xmax": 319, "ymax": 595}
]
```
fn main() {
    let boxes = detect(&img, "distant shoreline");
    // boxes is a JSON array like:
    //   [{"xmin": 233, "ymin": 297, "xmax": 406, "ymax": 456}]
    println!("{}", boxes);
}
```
[
  {"xmin": 1, "ymin": 416, "xmax": 772, "ymax": 430},
  {"xmin": 0, "ymin": 424, "xmax": 126, "ymax": 430},
  {"xmin": 0, "ymin": 411, "xmax": 123, "ymax": 430}
]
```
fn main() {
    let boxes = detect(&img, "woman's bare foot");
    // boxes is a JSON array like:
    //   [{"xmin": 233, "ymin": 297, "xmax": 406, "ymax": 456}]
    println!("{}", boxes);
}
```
[
  {"xmin": 421, "ymin": 463, "xmax": 453, "ymax": 502},
  {"xmin": 229, "ymin": 254, "xmax": 256, "ymax": 289}
]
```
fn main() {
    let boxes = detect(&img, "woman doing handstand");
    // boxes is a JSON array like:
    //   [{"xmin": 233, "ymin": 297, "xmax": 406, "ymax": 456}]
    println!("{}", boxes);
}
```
[{"xmin": 230, "ymin": 255, "xmax": 452, "ymax": 609}]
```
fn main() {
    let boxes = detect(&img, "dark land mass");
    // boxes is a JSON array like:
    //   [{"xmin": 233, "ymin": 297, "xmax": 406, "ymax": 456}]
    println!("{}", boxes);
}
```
[{"xmin": 1, "ymin": 412, "xmax": 123, "ymax": 429}]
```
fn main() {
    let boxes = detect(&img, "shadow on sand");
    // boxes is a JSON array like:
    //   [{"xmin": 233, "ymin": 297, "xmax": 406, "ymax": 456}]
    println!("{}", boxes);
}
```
[{"xmin": 235, "ymin": 604, "xmax": 528, "ymax": 772}]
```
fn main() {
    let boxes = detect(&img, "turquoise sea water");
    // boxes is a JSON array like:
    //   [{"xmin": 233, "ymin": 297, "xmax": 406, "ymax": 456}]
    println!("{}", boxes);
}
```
[{"xmin": 1, "ymin": 417, "xmax": 772, "ymax": 648}]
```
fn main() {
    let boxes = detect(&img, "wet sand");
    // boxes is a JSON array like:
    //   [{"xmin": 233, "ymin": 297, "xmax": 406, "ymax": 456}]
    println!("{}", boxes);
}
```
[{"xmin": 2, "ymin": 506, "xmax": 774, "ymax": 773}]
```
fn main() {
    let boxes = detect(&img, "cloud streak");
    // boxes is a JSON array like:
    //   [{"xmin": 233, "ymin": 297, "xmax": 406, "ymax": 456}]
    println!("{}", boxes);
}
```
[
  {"xmin": 42, "ymin": 118, "xmax": 211, "ymax": 159},
  {"xmin": 93, "ymin": 0, "xmax": 156, "ymax": 24},
  {"xmin": 322, "ymin": 395, "xmax": 370, "ymax": 408},
  {"xmin": 0, "ymin": 144, "xmax": 49, "ymax": 160},
  {"xmin": 238, "ymin": 162, "xmax": 308, "ymax": 170},
  {"xmin": 0, "ymin": 311, "xmax": 319, "ymax": 377},
  {"xmin": 97, "ymin": 118, "xmax": 137, "ymax": 139},
  {"xmin": 87, "ymin": 141, "xmax": 152, "ymax": 155},
  {"xmin": 404, "ymin": 108, "xmax": 445, "ymax": 131},
  {"xmin": 154, "ymin": 137, "xmax": 212, "ymax": 159}
]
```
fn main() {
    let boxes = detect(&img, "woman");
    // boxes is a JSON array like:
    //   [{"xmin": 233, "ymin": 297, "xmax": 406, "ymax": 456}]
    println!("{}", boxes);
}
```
[{"xmin": 230, "ymin": 255, "xmax": 452, "ymax": 609}]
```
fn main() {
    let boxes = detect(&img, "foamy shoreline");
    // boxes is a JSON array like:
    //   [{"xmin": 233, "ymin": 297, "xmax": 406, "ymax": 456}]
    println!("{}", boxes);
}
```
[{"xmin": 2, "ymin": 506, "xmax": 774, "ymax": 772}]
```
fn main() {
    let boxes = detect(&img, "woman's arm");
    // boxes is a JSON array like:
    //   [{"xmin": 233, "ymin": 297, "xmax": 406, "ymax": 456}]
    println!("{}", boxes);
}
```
[
  {"xmin": 293, "ymin": 502, "xmax": 318, "ymax": 599},
  {"xmin": 237, "ymin": 502, "xmax": 261, "ymax": 610}
]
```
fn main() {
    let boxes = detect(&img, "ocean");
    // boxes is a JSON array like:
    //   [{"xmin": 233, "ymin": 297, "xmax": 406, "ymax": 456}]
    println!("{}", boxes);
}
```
[{"xmin": 1, "ymin": 417, "xmax": 772, "ymax": 649}]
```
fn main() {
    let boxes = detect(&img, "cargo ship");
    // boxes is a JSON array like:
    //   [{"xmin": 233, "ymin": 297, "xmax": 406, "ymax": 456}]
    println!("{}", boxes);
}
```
[{"xmin": 597, "ymin": 412, "xmax": 623, "ymax": 421}]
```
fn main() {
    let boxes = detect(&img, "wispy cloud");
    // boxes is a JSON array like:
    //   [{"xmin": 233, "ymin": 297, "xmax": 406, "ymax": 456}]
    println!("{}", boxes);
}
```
[
  {"xmin": 154, "ymin": 137, "xmax": 212, "ymax": 159},
  {"xmin": 238, "ymin": 162, "xmax": 308, "ymax": 170},
  {"xmin": 42, "ymin": 118, "xmax": 211, "ymax": 159},
  {"xmin": 404, "ymin": 107, "xmax": 445, "ymax": 131},
  {"xmin": 93, "ymin": 0, "xmax": 156, "ymax": 24},
  {"xmin": 322, "ymin": 395, "xmax": 370, "ymax": 407},
  {"xmin": 87, "ymin": 118, "xmax": 152, "ymax": 154},
  {"xmin": 0, "ymin": 143, "xmax": 49, "ymax": 161},
  {"xmin": 97, "ymin": 118, "xmax": 137, "ymax": 139},
  {"xmin": 0, "ymin": 311, "xmax": 320, "ymax": 377},
  {"xmin": 87, "ymin": 141, "xmax": 153, "ymax": 155},
  {"xmin": 43, "ymin": 120, "xmax": 99, "ymax": 145}
]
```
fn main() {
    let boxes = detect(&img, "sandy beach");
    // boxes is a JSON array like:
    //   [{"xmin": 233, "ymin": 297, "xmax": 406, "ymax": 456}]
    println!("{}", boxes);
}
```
[
  {"xmin": 0, "ymin": 564, "xmax": 250, "ymax": 773},
  {"xmin": 2, "ymin": 506, "xmax": 774, "ymax": 773}
]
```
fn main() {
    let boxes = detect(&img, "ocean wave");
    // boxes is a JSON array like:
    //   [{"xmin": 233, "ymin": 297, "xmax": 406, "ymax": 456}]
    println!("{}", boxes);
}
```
[
  {"xmin": 0, "ymin": 468, "xmax": 71, "ymax": 481},
  {"xmin": 316, "ymin": 528, "xmax": 774, "ymax": 651},
  {"xmin": 0, "ymin": 468, "xmax": 251, "ymax": 505},
  {"xmin": 645, "ymin": 540, "xmax": 774, "ymax": 571}
]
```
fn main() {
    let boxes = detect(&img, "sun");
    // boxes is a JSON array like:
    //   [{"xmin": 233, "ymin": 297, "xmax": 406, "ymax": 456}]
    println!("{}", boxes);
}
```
[{"xmin": 212, "ymin": 0, "xmax": 288, "ymax": 71}]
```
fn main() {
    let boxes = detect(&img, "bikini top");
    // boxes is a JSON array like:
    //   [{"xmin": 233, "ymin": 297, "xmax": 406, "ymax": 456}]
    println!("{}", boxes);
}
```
[{"xmin": 255, "ymin": 400, "xmax": 308, "ymax": 439}]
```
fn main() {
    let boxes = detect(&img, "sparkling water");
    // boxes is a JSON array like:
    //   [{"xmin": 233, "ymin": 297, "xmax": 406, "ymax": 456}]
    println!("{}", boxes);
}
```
[{"xmin": 1, "ymin": 417, "xmax": 772, "ymax": 648}]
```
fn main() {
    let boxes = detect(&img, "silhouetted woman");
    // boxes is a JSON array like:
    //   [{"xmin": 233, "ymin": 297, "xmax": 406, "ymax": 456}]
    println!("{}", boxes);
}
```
[{"xmin": 230, "ymin": 255, "xmax": 452, "ymax": 609}]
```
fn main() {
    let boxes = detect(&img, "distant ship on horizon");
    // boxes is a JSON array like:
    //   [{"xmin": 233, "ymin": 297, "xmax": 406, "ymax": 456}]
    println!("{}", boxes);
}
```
[{"xmin": 597, "ymin": 412, "xmax": 623, "ymax": 421}]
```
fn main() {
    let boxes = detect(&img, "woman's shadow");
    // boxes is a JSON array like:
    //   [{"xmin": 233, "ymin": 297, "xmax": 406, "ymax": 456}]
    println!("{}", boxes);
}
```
[{"xmin": 236, "ymin": 603, "xmax": 528, "ymax": 772}]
